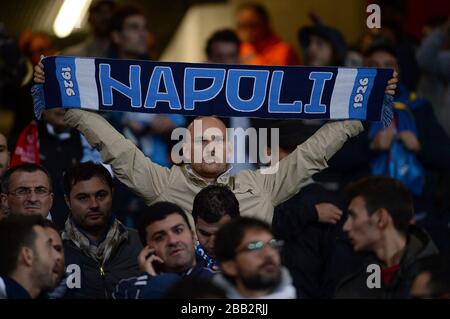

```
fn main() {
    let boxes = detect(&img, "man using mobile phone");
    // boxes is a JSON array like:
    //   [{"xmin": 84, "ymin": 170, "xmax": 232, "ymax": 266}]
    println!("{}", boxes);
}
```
[{"xmin": 113, "ymin": 202, "xmax": 215, "ymax": 299}]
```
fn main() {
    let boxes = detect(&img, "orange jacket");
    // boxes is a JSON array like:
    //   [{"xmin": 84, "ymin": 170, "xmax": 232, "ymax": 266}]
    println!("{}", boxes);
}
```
[{"xmin": 240, "ymin": 34, "xmax": 300, "ymax": 66}]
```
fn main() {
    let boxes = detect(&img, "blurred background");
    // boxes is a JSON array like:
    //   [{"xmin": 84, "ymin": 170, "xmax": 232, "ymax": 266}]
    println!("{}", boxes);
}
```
[{"xmin": 0, "ymin": 0, "xmax": 449, "ymax": 135}]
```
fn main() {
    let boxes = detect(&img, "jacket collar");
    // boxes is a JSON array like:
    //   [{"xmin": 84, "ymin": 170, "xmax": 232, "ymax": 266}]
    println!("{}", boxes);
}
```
[
  {"xmin": 1, "ymin": 276, "xmax": 32, "ymax": 299},
  {"xmin": 182, "ymin": 165, "xmax": 234, "ymax": 188},
  {"xmin": 401, "ymin": 225, "xmax": 438, "ymax": 266},
  {"xmin": 362, "ymin": 225, "xmax": 438, "ymax": 270}
]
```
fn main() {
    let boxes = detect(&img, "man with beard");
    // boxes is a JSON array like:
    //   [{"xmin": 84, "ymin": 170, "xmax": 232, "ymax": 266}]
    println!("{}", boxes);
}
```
[
  {"xmin": 41, "ymin": 219, "xmax": 67, "ymax": 299},
  {"xmin": 0, "ymin": 215, "xmax": 62, "ymax": 299},
  {"xmin": 62, "ymin": 161, "xmax": 142, "ymax": 298},
  {"xmin": 34, "ymin": 63, "xmax": 398, "ymax": 231},
  {"xmin": 1, "ymin": 163, "xmax": 54, "ymax": 220},
  {"xmin": 114, "ymin": 202, "xmax": 214, "ymax": 299},
  {"xmin": 213, "ymin": 217, "xmax": 296, "ymax": 298}
]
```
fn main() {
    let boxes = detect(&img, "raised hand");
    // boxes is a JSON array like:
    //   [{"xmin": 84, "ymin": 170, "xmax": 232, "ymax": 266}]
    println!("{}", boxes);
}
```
[{"xmin": 385, "ymin": 71, "xmax": 398, "ymax": 96}]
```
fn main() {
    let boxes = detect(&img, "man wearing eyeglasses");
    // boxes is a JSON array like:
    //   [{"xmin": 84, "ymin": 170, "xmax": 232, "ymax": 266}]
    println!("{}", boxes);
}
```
[
  {"xmin": 0, "ymin": 163, "xmax": 54, "ymax": 221},
  {"xmin": 213, "ymin": 217, "xmax": 296, "ymax": 299}
]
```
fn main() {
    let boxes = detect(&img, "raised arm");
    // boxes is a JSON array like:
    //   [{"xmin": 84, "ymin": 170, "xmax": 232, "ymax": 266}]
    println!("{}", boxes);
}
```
[
  {"xmin": 34, "ymin": 61, "xmax": 170, "ymax": 203},
  {"xmin": 64, "ymin": 109, "xmax": 170, "ymax": 203},
  {"xmin": 255, "ymin": 120, "xmax": 364, "ymax": 207},
  {"xmin": 251, "ymin": 73, "xmax": 397, "ymax": 207}
]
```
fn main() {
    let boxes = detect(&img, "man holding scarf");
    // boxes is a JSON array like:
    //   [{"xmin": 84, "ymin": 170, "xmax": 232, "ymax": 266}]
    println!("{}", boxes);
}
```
[{"xmin": 33, "ymin": 63, "xmax": 398, "ymax": 228}]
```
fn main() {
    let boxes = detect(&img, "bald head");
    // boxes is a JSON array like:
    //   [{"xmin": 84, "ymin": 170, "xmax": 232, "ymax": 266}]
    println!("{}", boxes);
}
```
[
  {"xmin": 188, "ymin": 116, "xmax": 226, "ymax": 134},
  {"xmin": 185, "ymin": 117, "xmax": 230, "ymax": 182}
]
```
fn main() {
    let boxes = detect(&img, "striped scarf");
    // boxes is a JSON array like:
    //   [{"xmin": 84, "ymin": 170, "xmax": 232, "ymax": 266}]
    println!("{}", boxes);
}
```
[{"xmin": 62, "ymin": 218, "xmax": 128, "ymax": 265}]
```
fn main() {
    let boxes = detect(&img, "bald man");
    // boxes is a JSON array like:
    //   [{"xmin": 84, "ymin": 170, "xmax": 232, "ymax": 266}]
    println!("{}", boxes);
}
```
[{"xmin": 34, "ymin": 63, "xmax": 398, "ymax": 227}]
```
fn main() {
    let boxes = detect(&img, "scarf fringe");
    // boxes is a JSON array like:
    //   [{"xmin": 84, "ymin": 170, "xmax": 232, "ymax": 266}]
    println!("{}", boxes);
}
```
[
  {"xmin": 381, "ymin": 94, "xmax": 394, "ymax": 128},
  {"xmin": 31, "ymin": 84, "xmax": 45, "ymax": 120}
]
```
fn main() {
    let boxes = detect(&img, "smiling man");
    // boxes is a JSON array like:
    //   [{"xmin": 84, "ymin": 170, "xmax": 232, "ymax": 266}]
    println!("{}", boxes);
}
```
[
  {"xmin": 62, "ymin": 161, "xmax": 142, "ymax": 299},
  {"xmin": 1, "ymin": 164, "xmax": 54, "ymax": 220}
]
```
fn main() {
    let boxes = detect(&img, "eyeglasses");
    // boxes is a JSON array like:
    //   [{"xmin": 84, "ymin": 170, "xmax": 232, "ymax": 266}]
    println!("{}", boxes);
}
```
[
  {"xmin": 235, "ymin": 239, "xmax": 284, "ymax": 255},
  {"xmin": 7, "ymin": 187, "xmax": 51, "ymax": 198}
]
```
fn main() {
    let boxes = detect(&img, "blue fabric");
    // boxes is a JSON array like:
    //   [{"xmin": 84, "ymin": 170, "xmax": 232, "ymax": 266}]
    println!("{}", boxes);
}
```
[
  {"xmin": 195, "ymin": 241, "xmax": 218, "ymax": 270},
  {"xmin": 1, "ymin": 276, "xmax": 32, "ymax": 299},
  {"xmin": 32, "ymin": 56, "xmax": 393, "ymax": 126},
  {"xmin": 370, "ymin": 84, "xmax": 425, "ymax": 195},
  {"xmin": 114, "ymin": 265, "xmax": 215, "ymax": 299}
]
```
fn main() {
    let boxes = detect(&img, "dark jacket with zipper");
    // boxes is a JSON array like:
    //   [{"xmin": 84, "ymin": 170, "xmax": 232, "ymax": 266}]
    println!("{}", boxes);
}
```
[
  {"xmin": 63, "ymin": 227, "xmax": 142, "ymax": 299},
  {"xmin": 334, "ymin": 225, "xmax": 438, "ymax": 299}
]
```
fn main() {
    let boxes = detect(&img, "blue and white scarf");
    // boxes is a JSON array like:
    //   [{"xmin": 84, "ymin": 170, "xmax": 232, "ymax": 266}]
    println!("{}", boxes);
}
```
[
  {"xmin": 32, "ymin": 56, "xmax": 393, "ymax": 126},
  {"xmin": 195, "ymin": 241, "xmax": 218, "ymax": 270}
]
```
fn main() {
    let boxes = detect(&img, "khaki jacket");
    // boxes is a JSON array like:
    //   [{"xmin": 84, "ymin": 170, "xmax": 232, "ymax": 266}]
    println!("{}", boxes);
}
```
[{"xmin": 65, "ymin": 109, "xmax": 363, "ymax": 227}]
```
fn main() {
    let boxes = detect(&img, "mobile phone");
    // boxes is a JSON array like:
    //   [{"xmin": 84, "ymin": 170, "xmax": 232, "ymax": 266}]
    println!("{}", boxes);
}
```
[{"xmin": 145, "ymin": 250, "xmax": 164, "ymax": 274}]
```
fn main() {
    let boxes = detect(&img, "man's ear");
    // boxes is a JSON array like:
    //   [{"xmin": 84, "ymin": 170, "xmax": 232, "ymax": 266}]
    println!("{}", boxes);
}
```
[
  {"xmin": 64, "ymin": 195, "xmax": 71, "ymax": 210},
  {"xmin": 21, "ymin": 247, "xmax": 34, "ymax": 267},
  {"xmin": 374, "ymin": 208, "xmax": 390, "ymax": 229},
  {"xmin": 220, "ymin": 260, "xmax": 238, "ymax": 277}
]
